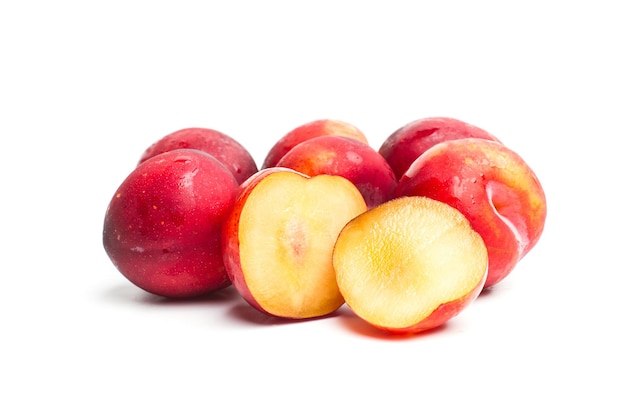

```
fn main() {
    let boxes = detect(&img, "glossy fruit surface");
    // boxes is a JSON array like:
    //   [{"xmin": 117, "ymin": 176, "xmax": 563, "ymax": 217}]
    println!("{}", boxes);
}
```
[
  {"xmin": 262, "ymin": 119, "xmax": 368, "ymax": 169},
  {"xmin": 103, "ymin": 149, "xmax": 238, "ymax": 297},
  {"xmin": 139, "ymin": 127, "xmax": 258, "ymax": 184},
  {"xmin": 276, "ymin": 135, "xmax": 397, "ymax": 208},
  {"xmin": 396, "ymin": 139, "xmax": 547, "ymax": 287},
  {"xmin": 379, "ymin": 117, "xmax": 500, "ymax": 180}
]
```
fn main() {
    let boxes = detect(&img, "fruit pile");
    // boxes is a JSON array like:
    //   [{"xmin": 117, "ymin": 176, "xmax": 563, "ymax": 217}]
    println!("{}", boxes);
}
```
[{"xmin": 102, "ymin": 117, "xmax": 547, "ymax": 335}]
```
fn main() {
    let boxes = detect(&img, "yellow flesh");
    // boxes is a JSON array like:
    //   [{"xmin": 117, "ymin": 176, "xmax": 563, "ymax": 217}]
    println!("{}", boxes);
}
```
[
  {"xmin": 239, "ymin": 172, "xmax": 367, "ymax": 318},
  {"xmin": 333, "ymin": 196, "xmax": 488, "ymax": 329}
]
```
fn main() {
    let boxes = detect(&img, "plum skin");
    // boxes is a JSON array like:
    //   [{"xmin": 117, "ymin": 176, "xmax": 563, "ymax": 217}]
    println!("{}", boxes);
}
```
[
  {"xmin": 138, "ymin": 127, "xmax": 258, "ymax": 185},
  {"xmin": 276, "ymin": 135, "xmax": 397, "ymax": 208},
  {"xmin": 103, "ymin": 149, "xmax": 239, "ymax": 298},
  {"xmin": 396, "ymin": 139, "xmax": 547, "ymax": 288},
  {"xmin": 379, "ymin": 117, "xmax": 500, "ymax": 180},
  {"xmin": 262, "ymin": 119, "xmax": 368, "ymax": 169}
]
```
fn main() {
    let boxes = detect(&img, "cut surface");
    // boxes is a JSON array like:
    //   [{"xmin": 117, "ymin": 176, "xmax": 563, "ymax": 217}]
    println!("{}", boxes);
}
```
[
  {"xmin": 333, "ymin": 196, "xmax": 488, "ymax": 331},
  {"xmin": 239, "ymin": 171, "xmax": 367, "ymax": 318}
]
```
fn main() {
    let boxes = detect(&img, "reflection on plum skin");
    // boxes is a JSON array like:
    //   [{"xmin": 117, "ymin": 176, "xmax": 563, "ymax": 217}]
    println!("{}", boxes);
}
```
[{"xmin": 102, "ymin": 283, "xmax": 241, "ymax": 307}]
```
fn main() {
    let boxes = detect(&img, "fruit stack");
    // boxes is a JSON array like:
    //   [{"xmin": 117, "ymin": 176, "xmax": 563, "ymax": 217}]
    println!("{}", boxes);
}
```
[{"xmin": 102, "ymin": 117, "xmax": 547, "ymax": 335}]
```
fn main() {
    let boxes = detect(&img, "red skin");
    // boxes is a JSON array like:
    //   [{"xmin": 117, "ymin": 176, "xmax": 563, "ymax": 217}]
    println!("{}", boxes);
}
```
[
  {"xmin": 138, "ymin": 127, "xmax": 258, "ymax": 185},
  {"xmin": 396, "ymin": 139, "xmax": 547, "ymax": 288},
  {"xmin": 221, "ymin": 167, "xmax": 300, "ymax": 315},
  {"xmin": 262, "ymin": 119, "xmax": 368, "ymax": 169},
  {"xmin": 381, "ymin": 274, "xmax": 486, "ymax": 334},
  {"xmin": 103, "ymin": 149, "xmax": 239, "ymax": 298},
  {"xmin": 379, "ymin": 117, "xmax": 500, "ymax": 180},
  {"xmin": 276, "ymin": 135, "xmax": 397, "ymax": 208}
]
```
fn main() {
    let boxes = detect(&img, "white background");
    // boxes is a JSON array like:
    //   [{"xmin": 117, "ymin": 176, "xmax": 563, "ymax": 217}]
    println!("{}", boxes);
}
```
[{"xmin": 2, "ymin": 1, "xmax": 624, "ymax": 416}]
